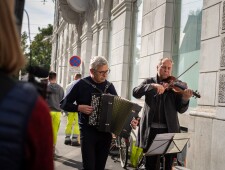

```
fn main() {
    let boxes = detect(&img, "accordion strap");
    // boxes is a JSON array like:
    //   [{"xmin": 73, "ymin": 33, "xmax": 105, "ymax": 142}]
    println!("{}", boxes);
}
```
[{"xmin": 82, "ymin": 78, "xmax": 111, "ymax": 94}]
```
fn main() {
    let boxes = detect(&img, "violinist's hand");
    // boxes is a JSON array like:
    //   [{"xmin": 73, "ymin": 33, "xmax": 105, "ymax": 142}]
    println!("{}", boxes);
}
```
[
  {"xmin": 151, "ymin": 83, "xmax": 166, "ymax": 95},
  {"xmin": 78, "ymin": 105, "xmax": 94, "ymax": 115},
  {"xmin": 182, "ymin": 89, "xmax": 193, "ymax": 101}
]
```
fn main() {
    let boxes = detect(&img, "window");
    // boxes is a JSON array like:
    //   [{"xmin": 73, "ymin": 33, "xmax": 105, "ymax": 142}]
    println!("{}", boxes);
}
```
[
  {"xmin": 129, "ymin": 0, "xmax": 143, "ymax": 101},
  {"xmin": 172, "ymin": 0, "xmax": 203, "ymax": 107}
]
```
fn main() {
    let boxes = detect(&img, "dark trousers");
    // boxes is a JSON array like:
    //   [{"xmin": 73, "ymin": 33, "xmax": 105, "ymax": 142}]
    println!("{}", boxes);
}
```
[
  {"xmin": 144, "ymin": 128, "xmax": 176, "ymax": 170},
  {"xmin": 80, "ymin": 126, "xmax": 112, "ymax": 170}
]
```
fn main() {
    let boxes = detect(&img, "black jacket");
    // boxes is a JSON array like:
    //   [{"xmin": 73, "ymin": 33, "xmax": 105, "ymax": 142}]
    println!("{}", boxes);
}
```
[
  {"xmin": 133, "ymin": 77, "xmax": 189, "ymax": 150},
  {"xmin": 60, "ymin": 76, "xmax": 117, "ymax": 128}
]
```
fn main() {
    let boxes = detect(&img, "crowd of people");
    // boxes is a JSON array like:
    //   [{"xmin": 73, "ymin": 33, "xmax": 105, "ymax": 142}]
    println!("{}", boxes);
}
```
[{"xmin": 0, "ymin": 0, "xmax": 193, "ymax": 170}]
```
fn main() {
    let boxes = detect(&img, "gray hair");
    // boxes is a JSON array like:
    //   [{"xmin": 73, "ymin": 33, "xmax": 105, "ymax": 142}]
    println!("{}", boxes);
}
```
[
  {"xmin": 89, "ymin": 56, "xmax": 108, "ymax": 70},
  {"xmin": 158, "ymin": 57, "xmax": 174, "ymax": 66}
]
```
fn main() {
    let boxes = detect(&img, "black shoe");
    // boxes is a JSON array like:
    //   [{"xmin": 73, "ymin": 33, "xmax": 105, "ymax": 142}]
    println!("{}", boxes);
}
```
[
  {"xmin": 71, "ymin": 137, "xmax": 80, "ymax": 146},
  {"xmin": 64, "ymin": 136, "xmax": 71, "ymax": 145}
]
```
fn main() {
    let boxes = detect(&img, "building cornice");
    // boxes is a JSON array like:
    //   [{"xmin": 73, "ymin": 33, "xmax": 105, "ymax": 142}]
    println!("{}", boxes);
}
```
[
  {"xmin": 98, "ymin": 19, "xmax": 109, "ymax": 31},
  {"xmin": 91, "ymin": 23, "xmax": 99, "ymax": 34},
  {"xmin": 111, "ymin": 0, "xmax": 133, "ymax": 21},
  {"xmin": 72, "ymin": 40, "xmax": 81, "ymax": 50},
  {"xmin": 80, "ymin": 31, "xmax": 93, "ymax": 43}
]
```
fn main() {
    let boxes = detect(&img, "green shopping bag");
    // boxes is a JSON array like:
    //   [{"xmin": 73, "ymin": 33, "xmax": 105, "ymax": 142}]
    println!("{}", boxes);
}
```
[{"xmin": 130, "ymin": 141, "xmax": 143, "ymax": 168}]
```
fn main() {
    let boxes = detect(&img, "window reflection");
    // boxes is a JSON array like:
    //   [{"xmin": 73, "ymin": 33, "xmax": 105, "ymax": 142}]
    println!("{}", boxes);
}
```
[
  {"xmin": 129, "ymin": 0, "xmax": 143, "ymax": 100},
  {"xmin": 173, "ymin": 0, "xmax": 203, "ymax": 107}
]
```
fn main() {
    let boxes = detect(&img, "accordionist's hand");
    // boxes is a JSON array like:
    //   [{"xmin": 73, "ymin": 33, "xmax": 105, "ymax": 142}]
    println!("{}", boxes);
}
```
[
  {"xmin": 130, "ymin": 117, "xmax": 140, "ymax": 130},
  {"xmin": 78, "ymin": 105, "xmax": 94, "ymax": 115}
]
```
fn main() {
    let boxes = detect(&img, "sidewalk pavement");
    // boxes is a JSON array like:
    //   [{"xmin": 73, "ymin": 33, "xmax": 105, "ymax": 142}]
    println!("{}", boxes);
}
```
[{"xmin": 54, "ymin": 115, "xmax": 134, "ymax": 170}]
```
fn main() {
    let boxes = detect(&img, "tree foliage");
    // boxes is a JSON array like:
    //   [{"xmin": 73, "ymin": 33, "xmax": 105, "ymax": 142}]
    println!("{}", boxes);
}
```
[
  {"xmin": 30, "ymin": 24, "xmax": 53, "ymax": 71},
  {"xmin": 21, "ymin": 24, "xmax": 53, "ymax": 73},
  {"xmin": 20, "ymin": 31, "xmax": 29, "ymax": 57}
]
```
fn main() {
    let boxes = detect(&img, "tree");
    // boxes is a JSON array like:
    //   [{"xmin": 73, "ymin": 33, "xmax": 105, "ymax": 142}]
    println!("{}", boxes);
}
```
[
  {"xmin": 30, "ymin": 24, "xmax": 53, "ymax": 71},
  {"xmin": 20, "ymin": 31, "xmax": 29, "ymax": 57},
  {"xmin": 20, "ymin": 24, "xmax": 53, "ymax": 73}
]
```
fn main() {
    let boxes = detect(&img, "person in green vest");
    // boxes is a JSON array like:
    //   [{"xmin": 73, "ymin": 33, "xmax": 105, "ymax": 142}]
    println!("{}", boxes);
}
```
[{"xmin": 46, "ymin": 71, "xmax": 64, "ymax": 153}]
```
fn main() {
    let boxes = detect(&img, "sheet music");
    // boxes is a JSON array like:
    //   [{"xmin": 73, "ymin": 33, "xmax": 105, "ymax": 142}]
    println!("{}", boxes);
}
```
[
  {"xmin": 167, "ymin": 133, "xmax": 190, "ymax": 154},
  {"xmin": 145, "ymin": 133, "xmax": 174, "ymax": 155},
  {"xmin": 145, "ymin": 133, "xmax": 190, "ymax": 155}
]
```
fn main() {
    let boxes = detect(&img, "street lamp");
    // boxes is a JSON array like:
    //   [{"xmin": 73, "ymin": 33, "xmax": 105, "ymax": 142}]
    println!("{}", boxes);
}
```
[{"xmin": 23, "ymin": 9, "xmax": 32, "ymax": 66}]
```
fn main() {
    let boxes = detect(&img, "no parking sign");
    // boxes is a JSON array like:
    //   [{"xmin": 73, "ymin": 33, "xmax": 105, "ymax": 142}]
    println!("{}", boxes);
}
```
[{"xmin": 69, "ymin": 56, "xmax": 81, "ymax": 67}]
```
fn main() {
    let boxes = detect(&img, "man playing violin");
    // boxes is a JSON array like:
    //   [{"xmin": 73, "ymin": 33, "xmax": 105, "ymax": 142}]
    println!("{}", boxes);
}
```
[{"xmin": 133, "ymin": 57, "xmax": 193, "ymax": 170}]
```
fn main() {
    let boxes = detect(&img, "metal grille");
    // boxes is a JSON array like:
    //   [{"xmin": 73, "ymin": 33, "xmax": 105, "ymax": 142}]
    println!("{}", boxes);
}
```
[{"xmin": 219, "ymin": 73, "xmax": 225, "ymax": 103}]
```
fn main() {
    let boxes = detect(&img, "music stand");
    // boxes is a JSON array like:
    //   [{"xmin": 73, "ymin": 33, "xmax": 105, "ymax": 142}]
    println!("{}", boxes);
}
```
[{"xmin": 145, "ymin": 133, "xmax": 190, "ymax": 170}]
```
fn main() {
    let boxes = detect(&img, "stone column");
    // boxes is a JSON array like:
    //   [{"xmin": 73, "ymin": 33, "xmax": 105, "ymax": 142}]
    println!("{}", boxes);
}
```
[
  {"xmin": 91, "ymin": 23, "xmax": 99, "ymax": 56},
  {"xmin": 80, "ymin": 30, "xmax": 93, "ymax": 76},
  {"xmin": 61, "ymin": 51, "xmax": 68, "ymax": 89},
  {"xmin": 98, "ymin": 19, "xmax": 109, "ymax": 58},
  {"xmin": 66, "ymin": 48, "xmax": 72, "ymax": 85},
  {"xmin": 110, "ymin": 0, "xmax": 133, "ymax": 98}
]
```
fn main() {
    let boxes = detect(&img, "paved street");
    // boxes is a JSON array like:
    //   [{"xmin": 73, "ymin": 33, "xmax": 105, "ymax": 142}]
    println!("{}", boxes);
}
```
[{"xmin": 54, "ymin": 116, "xmax": 135, "ymax": 170}]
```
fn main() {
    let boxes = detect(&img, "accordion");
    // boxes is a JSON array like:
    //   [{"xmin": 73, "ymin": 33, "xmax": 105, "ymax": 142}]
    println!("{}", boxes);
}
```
[{"xmin": 89, "ymin": 93, "xmax": 142, "ymax": 136}]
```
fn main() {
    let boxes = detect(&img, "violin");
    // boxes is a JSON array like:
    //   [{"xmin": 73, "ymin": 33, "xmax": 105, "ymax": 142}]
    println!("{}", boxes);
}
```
[{"xmin": 162, "ymin": 76, "xmax": 201, "ymax": 98}]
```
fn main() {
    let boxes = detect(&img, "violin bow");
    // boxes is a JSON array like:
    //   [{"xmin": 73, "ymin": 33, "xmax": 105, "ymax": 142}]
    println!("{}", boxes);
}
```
[
  {"xmin": 177, "ymin": 61, "xmax": 198, "ymax": 79},
  {"xmin": 175, "ymin": 61, "xmax": 201, "ymax": 98}
]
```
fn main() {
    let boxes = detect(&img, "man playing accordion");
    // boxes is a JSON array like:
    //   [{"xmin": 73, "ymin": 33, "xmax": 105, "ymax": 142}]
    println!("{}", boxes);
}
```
[{"xmin": 60, "ymin": 56, "xmax": 138, "ymax": 170}]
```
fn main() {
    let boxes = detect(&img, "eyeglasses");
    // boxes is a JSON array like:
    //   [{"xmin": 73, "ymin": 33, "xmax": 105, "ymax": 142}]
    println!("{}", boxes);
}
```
[
  {"xmin": 160, "ymin": 66, "xmax": 172, "ymax": 71},
  {"xmin": 95, "ymin": 69, "xmax": 110, "ymax": 75}
]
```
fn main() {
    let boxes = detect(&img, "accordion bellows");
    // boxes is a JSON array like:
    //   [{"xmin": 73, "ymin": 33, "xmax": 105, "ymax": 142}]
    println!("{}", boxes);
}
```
[{"xmin": 89, "ymin": 94, "xmax": 142, "ymax": 136}]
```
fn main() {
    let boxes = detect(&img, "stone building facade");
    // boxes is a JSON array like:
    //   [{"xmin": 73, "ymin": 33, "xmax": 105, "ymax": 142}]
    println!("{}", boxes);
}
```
[{"xmin": 51, "ymin": 0, "xmax": 225, "ymax": 169}]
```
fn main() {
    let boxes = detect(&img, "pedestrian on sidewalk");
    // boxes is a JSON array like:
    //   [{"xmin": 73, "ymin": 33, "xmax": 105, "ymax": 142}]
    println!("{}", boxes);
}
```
[
  {"xmin": 0, "ymin": 1, "xmax": 54, "ymax": 169},
  {"xmin": 64, "ymin": 73, "xmax": 81, "ymax": 146},
  {"xmin": 46, "ymin": 71, "xmax": 64, "ymax": 152},
  {"xmin": 61, "ymin": 56, "xmax": 138, "ymax": 170},
  {"xmin": 60, "ymin": 56, "xmax": 115, "ymax": 170}
]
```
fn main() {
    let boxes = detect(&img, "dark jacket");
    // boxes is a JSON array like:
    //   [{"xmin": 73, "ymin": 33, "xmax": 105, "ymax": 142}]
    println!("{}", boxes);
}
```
[
  {"xmin": 60, "ymin": 76, "xmax": 117, "ymax": 128},
  {"xmin": 0, "ymin": 72, "xmax": 54, "ymax": 170},
  {"xmin": 133, "ymin": 77, "xmax": 189, "ymax": 150}
]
